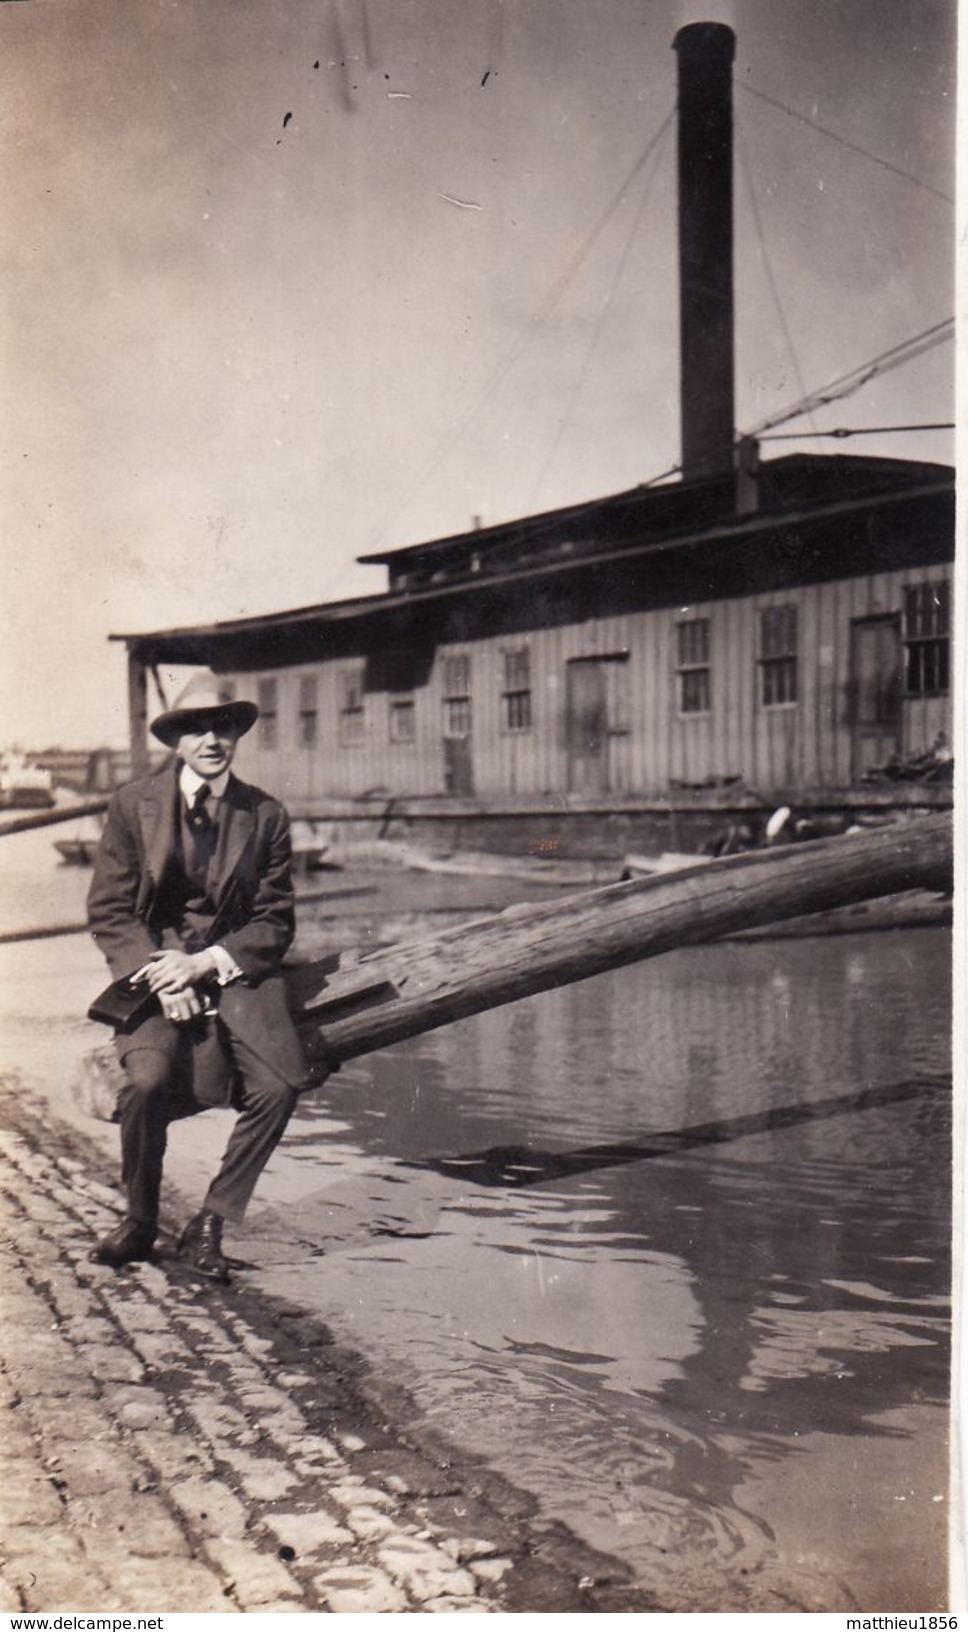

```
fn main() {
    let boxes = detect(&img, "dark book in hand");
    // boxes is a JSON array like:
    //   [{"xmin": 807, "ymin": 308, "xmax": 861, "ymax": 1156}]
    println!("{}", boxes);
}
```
[{"xmin": 87, "ymin": 975, "xmax": 159, "ymax": 1031}]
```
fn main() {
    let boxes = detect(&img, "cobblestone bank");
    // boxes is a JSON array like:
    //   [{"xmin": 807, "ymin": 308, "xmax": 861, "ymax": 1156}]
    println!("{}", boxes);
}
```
[{"xmin": 0, "ymin": 1082, "xmax": 649, "ymax": 1614}]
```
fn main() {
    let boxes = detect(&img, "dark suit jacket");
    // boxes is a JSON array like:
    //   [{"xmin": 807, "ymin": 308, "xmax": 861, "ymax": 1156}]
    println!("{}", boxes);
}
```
[{"xmin": 87, "ymin": 762, "xmax": 308, "ymax": 1087}]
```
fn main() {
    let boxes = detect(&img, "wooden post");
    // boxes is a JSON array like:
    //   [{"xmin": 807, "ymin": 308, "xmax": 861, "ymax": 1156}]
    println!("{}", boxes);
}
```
[
  {"xmin": 127, "ymin": 650, "xmax": 150, "ymax": 780},
  {"xmin": 287, "ymin": 813, "xmax": 952, "ymax": 1070}
]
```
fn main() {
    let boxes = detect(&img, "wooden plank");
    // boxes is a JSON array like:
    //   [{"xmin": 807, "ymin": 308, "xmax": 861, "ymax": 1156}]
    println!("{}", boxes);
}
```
[
  {"xmin": 128, "ymin": 654, "xmax": 151, "ymax": 780},
  {"xmin": 287, "ymin": 813, "xmax": 951, "ymax": 1070},
  {"xmin": 0, "ymin": 800, "xmax": 108, "ymax": 838},
  {"xmin": 0, "ymin": 922, "xmax": 89, "ymax": 945}
]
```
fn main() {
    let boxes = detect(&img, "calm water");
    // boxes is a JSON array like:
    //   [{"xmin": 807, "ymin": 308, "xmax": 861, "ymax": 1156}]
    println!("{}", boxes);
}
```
[
  {"xmin": 253, "ymin": 927, "xmax": 952, "ymax": 1610},
  {"xmin": 0, "ymin": 831, "xmax": 953, "ymax": 1609}
]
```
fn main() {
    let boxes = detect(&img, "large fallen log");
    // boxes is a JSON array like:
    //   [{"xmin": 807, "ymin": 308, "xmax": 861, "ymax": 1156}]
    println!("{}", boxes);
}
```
[
  {"xmin": 289, "ymin": 813, "xmax": 952, "ymax": 1071},
  {"xmin": 71, "ymin": 814, "xmax": 951, "ymax": 1118}
]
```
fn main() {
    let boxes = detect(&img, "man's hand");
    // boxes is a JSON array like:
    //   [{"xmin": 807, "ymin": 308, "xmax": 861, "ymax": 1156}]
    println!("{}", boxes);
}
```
[
  {"xmin": 134, "ymin": 949, "xmax": 216, "ymax": 995},
  {"xmin": 158, "ymin": 988, "xmax": 204, "ymax": 1024}
]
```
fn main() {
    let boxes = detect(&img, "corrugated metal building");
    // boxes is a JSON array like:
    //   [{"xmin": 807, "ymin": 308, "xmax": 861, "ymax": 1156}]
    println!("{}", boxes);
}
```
[{"xmin": 116, "ymin": 450, "xmax": 953, "ymax": 854}]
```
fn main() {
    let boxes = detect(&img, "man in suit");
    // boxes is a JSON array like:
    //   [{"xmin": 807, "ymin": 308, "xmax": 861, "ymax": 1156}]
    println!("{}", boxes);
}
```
[{"xmin": 87, "ymin": 673, "xmax": 315, "ymax": 1280}]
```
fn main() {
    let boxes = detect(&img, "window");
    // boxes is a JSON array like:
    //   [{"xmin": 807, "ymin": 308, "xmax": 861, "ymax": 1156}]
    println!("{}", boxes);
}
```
[
  {"xmin": 257, "ymin": 677, "xmax": 278, "ymax": 749},
  {"xmin": 444, "ymin": 696, "xmax": 471, "ymax": 736},
  {"xmin": 904, "ymin": 581, "xmax": 949, "ymax": 696},
  {"xmin": 758, "ymin": 606, "xmax": 798, "ymax": 706},
  {"xmin": 443, "ymin": 654, "xmax": 470, "ymax": 694},
  {"xmin": 389, "ymin": 696, "xmax": 416, "ymax": 744},
  {"xmin": 297, "ymin": 675, "xmax": 318, "ymax": 748},
  {"xmin": 338, "ymin": 666, "xmax": 366, "ymax": 745},
  {"xmin": 502, "ymin": 648, "xmax": 532, "ymax": 732},
  {"xmin": 676, "ymin": 618, "xmax": 711, "ymax": 714},
  {"xmin": 442, "ymin": 653, "xmax": 471, "ymax": 738}
]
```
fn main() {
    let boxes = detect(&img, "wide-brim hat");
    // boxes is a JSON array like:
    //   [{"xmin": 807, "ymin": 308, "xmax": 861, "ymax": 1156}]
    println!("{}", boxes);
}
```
[{"xmin": 150, "ymin": 673, "xmax": 259, "ymax": 748}]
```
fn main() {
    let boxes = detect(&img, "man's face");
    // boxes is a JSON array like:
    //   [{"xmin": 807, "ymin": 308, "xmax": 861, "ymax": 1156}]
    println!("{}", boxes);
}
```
[{"xmin": 176, "ymin": 717, "xmax": 241, "ymax": 780}]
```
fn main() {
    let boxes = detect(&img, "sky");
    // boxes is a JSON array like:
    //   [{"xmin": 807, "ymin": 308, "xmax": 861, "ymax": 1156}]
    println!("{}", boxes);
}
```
[{"xmin": 1, "ymin": 0, "xmax": 957, "ymax": 748}]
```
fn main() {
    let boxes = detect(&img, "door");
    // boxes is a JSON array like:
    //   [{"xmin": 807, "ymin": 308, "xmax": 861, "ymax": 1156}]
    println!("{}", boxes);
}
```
[
  {"xmin": 849, "ymin": 615, "xmax": 902, "ymax": 778},
  {"xmin": 443, "ymin": 735, "xmax": 474, "ymax": 796},
  {"xmin": 566, "ymin": 659, "xmax": 609, "ymax": 794}
]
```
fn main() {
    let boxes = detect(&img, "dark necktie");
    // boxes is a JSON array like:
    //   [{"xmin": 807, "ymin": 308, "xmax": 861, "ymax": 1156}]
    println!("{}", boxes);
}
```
[{"xmin": 187, "ymin": 782, "xmax": 212, "ymax": 832}]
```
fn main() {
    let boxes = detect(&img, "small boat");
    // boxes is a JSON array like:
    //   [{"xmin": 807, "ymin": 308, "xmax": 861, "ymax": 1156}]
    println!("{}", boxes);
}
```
[
  {"xmin": 52, "ymin": 809, "xmax": 105, "ymax": 865},
  {"xmin": 0, "ymin": 752, "xmax": 55, "ymax": 810},
  {"xmin": 54, "ymin": 836, "xmax": 101, "ymax": 865}
]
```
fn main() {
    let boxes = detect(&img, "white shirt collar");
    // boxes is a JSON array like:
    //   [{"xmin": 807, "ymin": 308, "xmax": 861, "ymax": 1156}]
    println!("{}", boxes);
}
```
[{"xmin": 179, "ymin": 763, "xmax": 231, "ymax": 802}]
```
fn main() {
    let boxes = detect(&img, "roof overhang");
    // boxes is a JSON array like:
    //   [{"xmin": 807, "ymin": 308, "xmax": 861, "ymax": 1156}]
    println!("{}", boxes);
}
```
[{"xmin": 115, "ymin": 477, "xmax": 954, "ymax": 666}]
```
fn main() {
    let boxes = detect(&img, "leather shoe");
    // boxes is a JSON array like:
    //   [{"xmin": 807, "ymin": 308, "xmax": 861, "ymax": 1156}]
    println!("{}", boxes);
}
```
[
  {"xmin": 89, "ymin": 1219, "xmax": 155, "ymax": 1268},
  {"xmin": 178, "ymin": 1210, "xmax": 231, "ymax": 1282}
]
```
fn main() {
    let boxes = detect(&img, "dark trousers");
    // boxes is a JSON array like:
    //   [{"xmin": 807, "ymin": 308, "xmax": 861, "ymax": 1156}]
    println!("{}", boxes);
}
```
[{"xmin": 115, "ymin": 1015, "xmax": 298, "ymax": 1228}]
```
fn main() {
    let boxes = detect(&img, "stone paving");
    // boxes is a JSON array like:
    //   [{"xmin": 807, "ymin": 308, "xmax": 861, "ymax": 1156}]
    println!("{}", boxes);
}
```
[{"xmin": 0, "ymin": 1092, "xmax": 639, "ymax": 1614}]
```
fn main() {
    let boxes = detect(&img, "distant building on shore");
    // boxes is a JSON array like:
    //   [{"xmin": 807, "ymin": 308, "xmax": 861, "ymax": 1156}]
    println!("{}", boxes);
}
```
[{"xmin": 26, "ymin": 746, "xmax": 167, "ymax": 795}]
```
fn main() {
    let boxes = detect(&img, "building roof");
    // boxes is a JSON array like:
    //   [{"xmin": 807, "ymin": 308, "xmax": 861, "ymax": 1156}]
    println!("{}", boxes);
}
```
[
  {"xmin": 357, "ymin": 453, "xmax": 952, "ymax": 569},
  {"xmin": 113, "ymin": 453, "xmax": 954, "ymax": 664}
]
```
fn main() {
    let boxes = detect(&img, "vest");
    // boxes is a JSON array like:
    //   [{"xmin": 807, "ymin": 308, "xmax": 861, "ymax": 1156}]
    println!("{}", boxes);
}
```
[{"xmin": 160, "ymin": 795, "xmax": 221, "ymax": 953}]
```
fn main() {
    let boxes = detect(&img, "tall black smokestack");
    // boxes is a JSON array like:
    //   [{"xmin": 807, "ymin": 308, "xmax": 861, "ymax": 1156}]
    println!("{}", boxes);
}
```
[{"xmin": 673, "ymin": 22, "xmax": 736, "ymax": 480}]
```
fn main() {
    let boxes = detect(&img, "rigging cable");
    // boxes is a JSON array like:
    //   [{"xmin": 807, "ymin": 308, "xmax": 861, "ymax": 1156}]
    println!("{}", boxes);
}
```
[
  {"xmin": 366, "ymin": 106, "xmax": 676, "ymax": 548},
  {"xmin": 760, "ymin": 423, "xmax": 954, "ymax": 442},
  {"xmin": 527, "ymin": 116, "xmax": 673, "ymax": 510},
  {"xmin": 744, "ymin": 318, "xmax": 954, "ymax": 441},
  {"xmin": 737, "ymin": 82, "xmax": 953, "ymax": 206},
  {"xmin": 736, "ymin": 120, "xmax": 817, "ymax": 438},
  {"xmin": 631, "ymin": 317, "xmax": 953, "ymax": 490}
]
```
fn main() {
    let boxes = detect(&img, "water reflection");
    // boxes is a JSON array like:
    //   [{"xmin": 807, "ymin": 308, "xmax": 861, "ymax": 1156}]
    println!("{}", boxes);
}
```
[
  {"xmin": 412, "ymin": 1076, "xmax": 948, "ymax": 1187},
  {"xmin": 277, "ymin": 929, "xmax": 950, "ymax": 1609}
]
